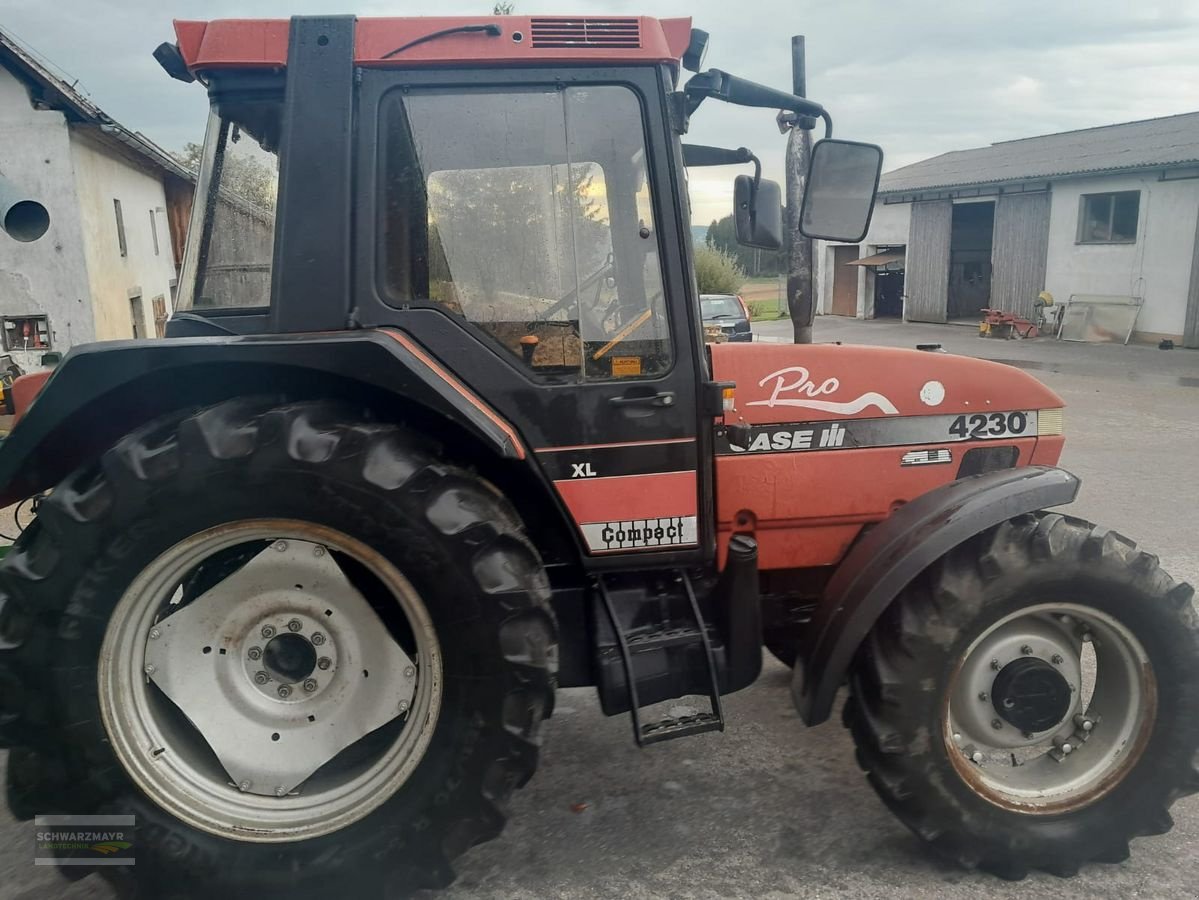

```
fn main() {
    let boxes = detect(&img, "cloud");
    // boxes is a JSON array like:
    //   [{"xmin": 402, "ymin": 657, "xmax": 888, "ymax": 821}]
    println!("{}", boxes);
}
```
[{"xmin": 5, "ymin": 0, "xmax": 1199, "ymax": 224}]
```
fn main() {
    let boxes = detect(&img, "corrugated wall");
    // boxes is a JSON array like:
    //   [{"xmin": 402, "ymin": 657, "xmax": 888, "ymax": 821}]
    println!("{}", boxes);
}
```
[
  {"xmin": 1186, "ymin": 205, "xmax": 1199, "ymax": 348},
  {"xmin": 990, "ymin": 192, "xmax": 1051, "ymax": 319},
  {"xmin": 904, "ymin": 200, "xmax": 952, "ymax": 322}
]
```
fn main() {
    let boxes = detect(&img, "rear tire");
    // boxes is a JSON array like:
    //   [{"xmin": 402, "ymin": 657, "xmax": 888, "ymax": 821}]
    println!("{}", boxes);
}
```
[
  {"xmin": 845, "ymin": 512, "xmax": 1199, "ymax": 879},
  {"xmin": 0, "ymin": 399, "xmax": 557, "ymax": 897}
]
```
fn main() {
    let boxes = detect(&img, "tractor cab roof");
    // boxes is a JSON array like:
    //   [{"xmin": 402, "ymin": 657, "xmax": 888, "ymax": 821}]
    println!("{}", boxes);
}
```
[{"xmin": 174, "ymin": 15, "xmax": 693, "ymax": 75}]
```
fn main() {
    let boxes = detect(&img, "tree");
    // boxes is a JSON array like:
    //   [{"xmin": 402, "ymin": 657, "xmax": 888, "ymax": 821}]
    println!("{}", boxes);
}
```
[
  {"xmin": 705, "ymin": 214, "xmax": 784, "ymax": 277},
  {"xmin": 174, "ymin": 141, "xmax": 277, "ymax": 212},
  {"xmin": 693, "ymin": 245, "xmax": 744, "ymax": 294}
]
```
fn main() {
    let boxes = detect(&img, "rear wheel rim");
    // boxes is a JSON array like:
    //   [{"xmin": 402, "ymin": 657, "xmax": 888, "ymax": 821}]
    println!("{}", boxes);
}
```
[
  {"xmin": 944, "ymin": 602, "xmax": 1155, "ymax": 814},
  {"xmin": 99, "ymin": 519, "xmax": 442, "ymax": 843}
]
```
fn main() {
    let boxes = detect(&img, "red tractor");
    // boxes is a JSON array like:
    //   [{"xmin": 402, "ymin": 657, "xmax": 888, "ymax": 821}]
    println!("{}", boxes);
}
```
[{"xmin": 1, "ymin": 14, "xmax": 1195, "ymax": 897}]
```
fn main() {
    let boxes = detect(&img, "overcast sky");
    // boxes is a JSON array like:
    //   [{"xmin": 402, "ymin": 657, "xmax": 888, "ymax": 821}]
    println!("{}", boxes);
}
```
[{"xmin": 4, "ymin": 0, "xmax": 1199, "ymax": 225}]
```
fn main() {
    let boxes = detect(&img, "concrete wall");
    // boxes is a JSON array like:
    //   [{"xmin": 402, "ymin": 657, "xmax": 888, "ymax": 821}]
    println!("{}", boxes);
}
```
[
  {"xmin": 70, "ymin": 130, "xmax": 177, "ymax": 341},
  {"xmin": 816, "ymin": 200, "xmax": 911, "ymax": 317},
  {"xmin": 0, "ymin": 62, "xmax": 96, "ymax": 370},
  {"xmin": 1045, "ymin": 172, "xmax": 1198, "ymax": 339}
]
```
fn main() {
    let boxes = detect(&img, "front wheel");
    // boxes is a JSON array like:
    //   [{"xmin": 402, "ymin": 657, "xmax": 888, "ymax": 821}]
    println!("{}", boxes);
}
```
[
  {"xmin": 846, "ymin": 512, "xmax": 1199, "ymax": 878},
  {"xmin": 0, "ymin": 400, "xmax": 557, "ymax": 896}
]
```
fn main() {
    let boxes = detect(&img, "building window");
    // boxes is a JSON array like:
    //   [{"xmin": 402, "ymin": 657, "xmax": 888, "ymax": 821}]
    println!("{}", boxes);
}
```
[
  {"xmin": 152, "ymin": 295, "xmax": 168, "ymax": 338},
  {"xmin": 114, "ymin": 198, "xmax": 127, "ymax": 257},
  {"xmin": 1077, "ymin": 191, "xmax": 1139, "ymax": 243},
  {"xmin": 2, "ymin": 315, "xmax": 51, "ymax": 351},
  {"xmin": 130, "ymin": 294, "xmax": 144, "ymax": 339},
  {"xmin": 149, "ymin": 209, "xmax": 160, "ymax": 256}
]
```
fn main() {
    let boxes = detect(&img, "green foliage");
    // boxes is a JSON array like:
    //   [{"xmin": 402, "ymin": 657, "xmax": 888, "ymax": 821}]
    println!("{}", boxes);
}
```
[
  {"xmin": 705, "ymin": 214, "xmax": 785, "ymax": 276},
  {"xmin": 693, "ymin": 245, "xmax": 744, "ymax": 295},
  {"xmin": 174, "ymin": 141, "xmax": 277, "ymax": 212}
]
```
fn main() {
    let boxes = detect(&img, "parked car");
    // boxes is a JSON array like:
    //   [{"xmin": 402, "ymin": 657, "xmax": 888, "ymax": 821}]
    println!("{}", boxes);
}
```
[{"xmin": 700, "ymin": 293, "xmax": 752, "ymax": 341}]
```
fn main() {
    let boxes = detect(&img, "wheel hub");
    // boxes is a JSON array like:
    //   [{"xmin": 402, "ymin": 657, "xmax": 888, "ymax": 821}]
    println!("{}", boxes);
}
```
[
  {"xmin": 991, "ymin": 657, "xmax": 1072, "ymax": 733},
  {"xmin": 142, "ymin": 536, "xmax": 418, "ymax": 797},
  {"xmin": 262, "ymin": 632, "xmax": 317, "ymax": 684}
]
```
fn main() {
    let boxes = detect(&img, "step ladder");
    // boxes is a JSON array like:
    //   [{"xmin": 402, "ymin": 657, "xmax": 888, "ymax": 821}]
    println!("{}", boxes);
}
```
[{"xmin": 596, "ymin": 572, "xmax": 725, "ymax": 746}]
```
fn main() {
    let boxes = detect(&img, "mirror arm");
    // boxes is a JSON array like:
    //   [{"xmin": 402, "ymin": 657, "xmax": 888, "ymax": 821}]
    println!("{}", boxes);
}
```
[
  {"xmin": 683, "ymin": 69, "xmax": 827, "ymax": 121},
  {"xmin": 778, "ymin": 109, "xmax": 834, "ymax": 140}
]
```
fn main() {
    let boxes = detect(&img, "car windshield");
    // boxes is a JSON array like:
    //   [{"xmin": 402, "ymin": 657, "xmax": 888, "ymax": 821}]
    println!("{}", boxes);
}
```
[{"xmin": 701, "ymin": 296, "xmax": 742, "ymax": 318}]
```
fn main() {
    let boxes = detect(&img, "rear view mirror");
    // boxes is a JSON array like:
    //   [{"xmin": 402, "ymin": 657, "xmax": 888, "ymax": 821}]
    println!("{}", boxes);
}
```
[
  {"xmin": 734, "ymin": 176, "xmax": 783, "ymax": 250},
  {"xmin": 799, "ymin": 139, "xmax": 883, "ymax": 243}
]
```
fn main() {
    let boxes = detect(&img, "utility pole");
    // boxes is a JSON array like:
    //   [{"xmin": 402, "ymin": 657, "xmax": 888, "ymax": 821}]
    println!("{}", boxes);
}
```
[{"xmin": 784, "ymin": 36, "xmax": 815, "ymax": 343}]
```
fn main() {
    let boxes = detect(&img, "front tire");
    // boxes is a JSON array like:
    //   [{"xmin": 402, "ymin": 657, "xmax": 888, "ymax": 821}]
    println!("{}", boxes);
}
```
[
  {"xmin": 0, "ymin": 399, "xmax": 557, "ymax": 896},
  {"xmin": 846, "ymin": 512, "xmax": 1199, "ymax": 878}
]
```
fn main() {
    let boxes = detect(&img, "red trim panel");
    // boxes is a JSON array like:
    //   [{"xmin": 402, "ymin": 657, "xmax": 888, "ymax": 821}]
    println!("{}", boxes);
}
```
[
  {"xmin": 174, "ymin": 16, "xmax": 691, "ymax": 71},
  {"xmin": 555, "ymin": 470, "xmax": 696, "ymax": 523}
]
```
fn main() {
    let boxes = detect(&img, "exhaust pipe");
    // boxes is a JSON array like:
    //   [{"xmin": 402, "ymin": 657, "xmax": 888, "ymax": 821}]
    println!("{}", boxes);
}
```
[{"xmin": 0, "ymin": 176, "xmax": 50, "ymax": 243}]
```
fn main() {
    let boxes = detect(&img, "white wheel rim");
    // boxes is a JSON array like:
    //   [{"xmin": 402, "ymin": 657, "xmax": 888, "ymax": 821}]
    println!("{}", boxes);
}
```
[
  {"xmin": 944, "ymin": 602, "xmax": 1155, "ymax": 813},
  {"xmin": 99, "ymin": 519, "xmax": 442, "ymax": 843}
]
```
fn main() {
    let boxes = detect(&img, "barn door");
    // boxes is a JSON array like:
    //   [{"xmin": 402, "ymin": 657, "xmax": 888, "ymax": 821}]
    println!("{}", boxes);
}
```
[
  {"xmin": 990, "ymin": 192, "xmax": 1051, "ymax": 319},
  {"xmin": 831, "ymin": 245, "xmax": 860, "ymax": 316},
  {"xmin": 904, "ymin": 200, "xmax": 952, "ymax": 322}
]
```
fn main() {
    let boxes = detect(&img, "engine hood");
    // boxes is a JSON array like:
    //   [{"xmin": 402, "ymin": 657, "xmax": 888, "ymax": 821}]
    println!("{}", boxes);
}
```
[{"xmin": 710, "ymin": 342, "xmax": 1063, "ymax": 425}]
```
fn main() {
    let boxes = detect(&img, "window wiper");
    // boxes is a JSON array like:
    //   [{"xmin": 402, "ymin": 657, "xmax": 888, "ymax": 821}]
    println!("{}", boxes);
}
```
[
  {"xmin": 707, "ymin": 314, "xmax": 735, "ymax": 319},
  {"xmin": 382, "ymin": 24, "xmax": 502, "ymax": 59}
]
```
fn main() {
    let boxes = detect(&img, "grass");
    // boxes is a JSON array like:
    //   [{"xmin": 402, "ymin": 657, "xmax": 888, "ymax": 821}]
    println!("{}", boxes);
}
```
[{"xmin": 739, "ymin": 277, "xmax": 789, "ymax": 320}]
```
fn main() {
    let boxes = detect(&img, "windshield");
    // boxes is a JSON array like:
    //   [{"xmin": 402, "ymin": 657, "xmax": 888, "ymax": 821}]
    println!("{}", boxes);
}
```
[
  {"xmin": 380, "ymin": 86, "xmax": 671, "ymax": 382},
  {"xmin": 701, "ymin": 296, "xmax": 742, "ymax": 318}
]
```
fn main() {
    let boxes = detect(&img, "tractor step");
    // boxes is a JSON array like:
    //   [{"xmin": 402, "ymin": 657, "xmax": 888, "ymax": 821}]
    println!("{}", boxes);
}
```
[
  {"xmin": 595, "ymin": 571, "xmax": 725, "ymax": 746},
  {"xmin": 640, "ymin": 711, "xmax": 723, "ymax": 744}
]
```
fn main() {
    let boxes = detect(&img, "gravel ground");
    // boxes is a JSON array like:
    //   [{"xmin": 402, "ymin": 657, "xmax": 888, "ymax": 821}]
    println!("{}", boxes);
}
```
[{"xmin": 1, "ymin": 317, "xmax": 1196, "ymax": 899}]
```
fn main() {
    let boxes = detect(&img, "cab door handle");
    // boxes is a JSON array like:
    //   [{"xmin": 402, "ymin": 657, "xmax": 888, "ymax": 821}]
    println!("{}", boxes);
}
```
[{"xmin": 609, "ymin": 391, "xmax": 676, "ymax": 408}]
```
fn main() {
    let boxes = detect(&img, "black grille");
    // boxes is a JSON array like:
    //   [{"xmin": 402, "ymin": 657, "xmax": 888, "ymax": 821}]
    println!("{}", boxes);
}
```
[{"xmin": 529, "ymin": 18, "xmax": 641, "ymax": 49}]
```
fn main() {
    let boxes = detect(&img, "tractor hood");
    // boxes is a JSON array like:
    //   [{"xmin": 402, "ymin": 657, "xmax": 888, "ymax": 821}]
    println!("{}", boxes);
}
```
[{"xmin": 711, "ymin": 342, "xmax": 1063, "ymax": 426}]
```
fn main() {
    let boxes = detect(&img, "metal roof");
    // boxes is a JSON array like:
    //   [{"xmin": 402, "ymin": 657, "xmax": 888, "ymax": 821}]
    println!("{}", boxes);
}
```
[
  {"xmin": 879, "ymin": 111, "xmax": 1199, "ymax": 195},
  {"xmin": 0, "ymin": 27, "xmax": 191, "ymax": 183}
]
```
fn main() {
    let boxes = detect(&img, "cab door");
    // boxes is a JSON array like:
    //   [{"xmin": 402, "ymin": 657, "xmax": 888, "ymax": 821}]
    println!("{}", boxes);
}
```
[{"xmin": 353, "ymin": 66, "xmax": 709, "ymax": 565}]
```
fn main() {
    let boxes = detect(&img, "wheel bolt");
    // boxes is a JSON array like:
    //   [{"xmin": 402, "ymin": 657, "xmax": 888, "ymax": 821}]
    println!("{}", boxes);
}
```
[
  {"xmin": 143, "ymin": 663, "xmax": 156, "ymax": 675},
  {"xmin": 238, "ymin": 780, "xmax": 251, "ymax": 792},
  {"xmin": 1051, "ymin": 653, "xmax": 1064, "ymax": 665},
  {"xmin": 398, "ymin": 700, "xmax": 409, "ymax": 713},
  {"xmin": 275, "ymin": 786, "xmax": 287, "ymax": 797},
  {"xmin": 1054, "ymin": 738, "xmax": 1073, "ymax": 754},
  {"xmin": 277, "ymin": 685, "xmax": 292, "ymax": 699},
  {"xmin": 990, "ymin": 658, "xmax": 1001, "ymax": 671},
  {"xmin": 1020, "ymin": 645, "xmax": 1033, "ymax": 656},
  {"xmin": 978, "ymin": 691, "xmax": 989, "ymax": 702},
  {"xmin": 248, "ymin": 646, "xmax": 262, "ymax": 661},
  {"xmin": 1073, "ymin": 714, "xmax": 1094, "ymax": 732},
  {"xmin": 261, "ymin": 624, "xmax": 276, "ymax": 639},
  {"xmin": 313, "ymin": 545, "xmax": 326, "ymax": 557},
  {"xmin": 971, "ymin": 751, "xmax": 984, "ymax": 764},
  {"xmin": 254, "ymin": 671, "xmax": 269, "ymax": 684},
  {"xmin": 991, "ymin": 718, "xmax": 1004, "ymax": 730},
  {"xmin": 311, "ymin": 632, "xmax": 326, "ymax": 646},
  {"xmin": 303, "ymin": 678, "xmax": 318, "ymax": 693},
  {"xmin": 1077, "ymin": 627, "xmax": 1093, "ymax": 643},
  {"xmin": 1023, "ymin": 731, "xmax": 1035, "ymax": 739},
  {"xmin": 317, "ymin": 657, "xmax": 332, "ymax": 670},
  {"xmin": 273, "ymin": 541, "xmax": 288, "ymax": 552},
  {"xmin": 148, "ymin": 627, "xmax": 161, "ymax": 640},
  {"xmin": 404, "ymin": 666, "xmax": 415, "ymax": 678},
  {"xmin": 287, "ymin": 618, "xmax": 303, "ymax": 633}
]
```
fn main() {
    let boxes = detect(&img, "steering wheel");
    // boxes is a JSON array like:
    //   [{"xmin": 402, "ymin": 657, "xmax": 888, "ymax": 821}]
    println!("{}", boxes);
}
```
[{"xmin": 528, "ymin": 255, "xmax": 614, "ymax": 333}]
